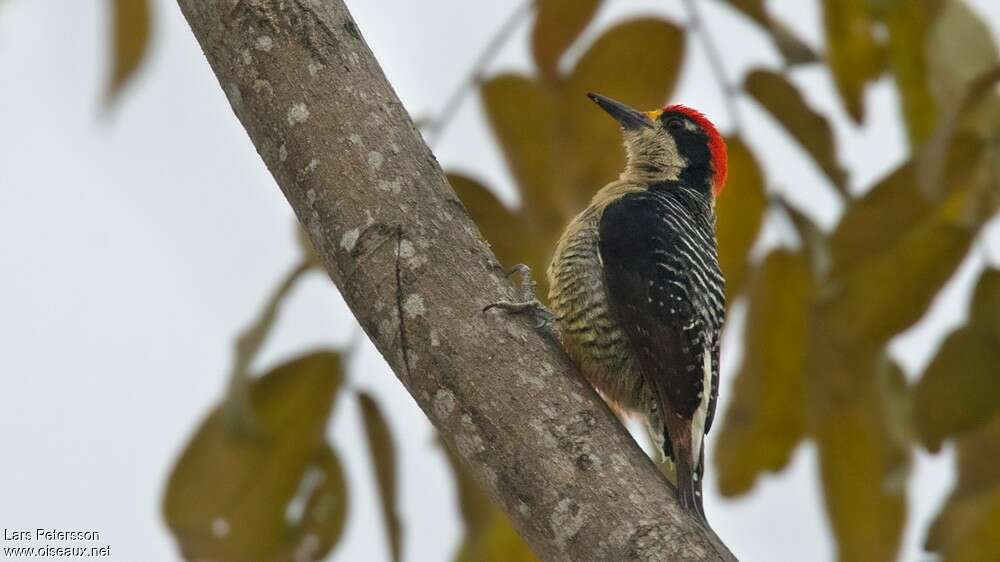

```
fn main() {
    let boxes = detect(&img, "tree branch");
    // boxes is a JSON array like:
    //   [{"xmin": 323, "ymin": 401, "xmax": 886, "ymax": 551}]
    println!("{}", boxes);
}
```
[{"xmin": 175, "ymin": 1, "xmax": 737, "ymax": 560}]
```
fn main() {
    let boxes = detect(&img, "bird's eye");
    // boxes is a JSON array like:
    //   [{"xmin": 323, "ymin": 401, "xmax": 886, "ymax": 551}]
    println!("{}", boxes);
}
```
[{"xmin": 666, "ymin": 118, "xmax": 685, "ymax": 130}]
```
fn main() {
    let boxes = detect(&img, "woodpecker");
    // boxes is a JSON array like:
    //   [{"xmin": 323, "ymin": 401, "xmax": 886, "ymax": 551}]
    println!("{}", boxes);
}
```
[{"xmin": 488, "ymin": 93, "xmax": 727, "ymax": 522}]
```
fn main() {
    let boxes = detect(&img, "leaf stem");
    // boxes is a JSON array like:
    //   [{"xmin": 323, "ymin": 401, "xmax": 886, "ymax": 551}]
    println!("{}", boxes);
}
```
[
  {"xmin": 680, "ymin": 0, "xmax": 744, "ymax": 134},
  {"xmin": 422, "ymin": 0, "xmax": 535, "ymax": 147}
]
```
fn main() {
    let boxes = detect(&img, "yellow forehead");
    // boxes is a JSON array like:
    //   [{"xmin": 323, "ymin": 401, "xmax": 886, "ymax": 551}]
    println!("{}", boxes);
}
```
[{"xmin": 646, "ymin": 109, "xmax": 663, "ymax": 120}]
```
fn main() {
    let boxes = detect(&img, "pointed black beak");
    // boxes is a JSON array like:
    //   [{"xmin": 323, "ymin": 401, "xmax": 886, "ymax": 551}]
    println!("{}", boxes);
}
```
[{"xmin": 587, "ymin": 92, "xmax": 653, "ymax": 130}]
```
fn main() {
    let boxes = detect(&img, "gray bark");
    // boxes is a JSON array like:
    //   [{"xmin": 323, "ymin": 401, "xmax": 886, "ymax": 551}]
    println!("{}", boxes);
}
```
[{"xmin": 175, "ymin": 1, "xmax": 737, "ymax": 560}]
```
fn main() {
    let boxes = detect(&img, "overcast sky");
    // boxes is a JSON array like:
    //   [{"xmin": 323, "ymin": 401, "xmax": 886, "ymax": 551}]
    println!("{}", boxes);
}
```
[{"xmin": 2, "ymin": 1, "xmax": 999, "ymax": 561}]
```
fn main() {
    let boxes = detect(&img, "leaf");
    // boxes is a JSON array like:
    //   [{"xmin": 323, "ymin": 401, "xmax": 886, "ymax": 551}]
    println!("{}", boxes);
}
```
[
  {"xmin": 821, "ymin": 138, "xmax": 990, "ymax": 353},
  {"xmin": 714, "ymin": 137, "xmax": 767, "ymax": 302},
  {"xmin": 164, "ymin": 352, "xmax": 344, "ymax": 562},
  {"xmin": 913, "ymin": 269, "xmax": 1000, "ymax": 451},
  {"xmin": 877, "ymin": 0, "xmax": 940, "ymax": 146},
  {"xmin": 454, "ymin": 511, "xmax": 539, "ymax": 562},
  {"xmin": 714, "ymin": 250, "xmax": 812, "ymax": 496},
  {"xmin": 480, "ymin": 75, "xmax": 563, "ymax": 231},
  {"xmin": 822, "ymin": 0, "xmax": 885, "ymax": 122},
  {"xmin": 721, "ymin": 0, "xmax": 819, "ymax": 65},
  {"xmin": 813, "ymin": 360, "xmax": 911, "ymax": 562},
  {"xmin": 744, "ymin": 69, "xmax": 848, "ymax": 194},
  {"xmin": 358, "ymin": 392, "xmax": 402, "ymax": 562},
  {"xmin": 927, "ymin": 0, "xmax": 1000, "ymax": 137},
  {"xmin": 925, "ymin": 419, "xmax": 1000, "ymax": 561},
  {"xmin": 531, "ymin": 0, "xmax": 603, "ymax": 81},
  {"xmin": 561, "ymin": 18, "xmax": 685, "ymax": 207},
  {"xmin": 277, "ymin": 445, "xmax": 349, "ymax": 562},
  {"xmin": 438, "ymin": 436, "xmax": 536, "ymax": 562},
  {"xmin": 108, "ymin": 0, "xmax": 152, "ymax": 105},
  {"xmin": 448, "ymin": 173, "xmax": 550, "ymax": 299}
]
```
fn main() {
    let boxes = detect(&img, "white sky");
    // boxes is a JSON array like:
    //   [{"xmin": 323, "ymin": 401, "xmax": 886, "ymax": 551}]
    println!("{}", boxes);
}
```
[{"xmin": 1, "ymin": 1, "xmax": 999, "ymax": 561}]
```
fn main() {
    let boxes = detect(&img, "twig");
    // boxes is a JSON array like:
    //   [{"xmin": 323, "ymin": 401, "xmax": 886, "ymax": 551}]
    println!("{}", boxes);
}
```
[
  {"xmin": 680, "ymin": 0, "xmax": 744, "ymax": 134},
  {"xmin": 223, "ymin": 259, "xmax": 315, "ymax": 433},
  {"xmin": 422, "ymin": 0, "xmax": 534, "ymax": 147}
]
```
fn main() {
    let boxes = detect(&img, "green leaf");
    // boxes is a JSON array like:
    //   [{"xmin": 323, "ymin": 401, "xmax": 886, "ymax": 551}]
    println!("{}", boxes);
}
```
[
  {"xmin": 714, "ymin": 137, "xmax": 768, "ymax": 302},
  {"xmin": 714, "ymin": 250, "xmax": 812, "ymax": 496},
  {"xmin": 163, "ymin": 352, "xmax": 344, "ymax": 562},
  {"xmin": 913, "ymin": 269, "xmax": 1000, "ymax": 451},
  {"xmin": 744, "ymin": 69, "xmax": 848, "ymax": 195},
  {"xmin": 925, "ymin": 419, "xmax": 1000, "ymax": 562},
  {"xmin": 107, "ymin": 0, "xmax": 152, "ymax": 105},
  {"xmin": 813, "ymin": 359, "xmax": 911, "ymax": 562},
  {"xmin": 822, "ymin": 0, "xmax": 885, "ymax": 122},
  {"xmin": 561, "ymin": 18, "xmax": 685, "ymax": 207},
  {"xmin": 531, "ymin": 0, "xmax": 603, "ymax": 80},
  {"xmin": 358, "ymin": 392, "xmax": 402, "ymax": 562},
  {"xmin": 721, "ymin": 0, "xmax": 819, "ymax": 66}
]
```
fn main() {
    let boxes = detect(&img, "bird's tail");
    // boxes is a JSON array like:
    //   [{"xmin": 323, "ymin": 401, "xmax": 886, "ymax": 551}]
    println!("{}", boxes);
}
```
[{"xmin": 675, "ymin": 448, "xmax": 706, "ymax": 523}]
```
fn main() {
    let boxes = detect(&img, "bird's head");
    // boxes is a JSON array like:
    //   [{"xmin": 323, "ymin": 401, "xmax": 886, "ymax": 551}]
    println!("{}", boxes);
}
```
[{"xmin": 588, "ymin": 92, "xmax": 728, "ymax": 198}]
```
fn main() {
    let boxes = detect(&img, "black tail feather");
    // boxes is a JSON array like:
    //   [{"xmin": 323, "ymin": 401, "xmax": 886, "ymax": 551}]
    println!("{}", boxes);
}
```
[{"xmin": 675, "ymin": 451, "xmax": 707, "ymax": 524}]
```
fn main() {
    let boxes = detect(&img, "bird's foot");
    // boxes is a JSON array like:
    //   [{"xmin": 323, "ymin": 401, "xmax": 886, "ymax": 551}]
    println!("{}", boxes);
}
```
[{"xmin": 484, "ymin": 264, "xmax": 557, "ymax": 331}]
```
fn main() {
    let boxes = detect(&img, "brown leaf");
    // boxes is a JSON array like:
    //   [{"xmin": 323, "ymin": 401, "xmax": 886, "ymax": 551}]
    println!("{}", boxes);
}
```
[
  {"xmin": 822, "ymin": 0, "xmax": 885, "ymax": 123},
  {"xmin": 715, "ymin": 137, "xmax": 767, "ymax": 302},
  {"xmin": 358, "ymin": 392, "xmax": 402, "ymax": 562},
  {"xmin": 813, "ymin": 359, "xmax": 911, "ymax": 562},
  {"xmin": 454, "ymin": 511, "xmax": 539, "ymax": 562},
  {"xmin": 277, "ymin": 445, "xmax": 349, "ymax": 562},
  {"xmin": 108, "ymin": 0, "xmax": 152, "ymax": 105},
  {"xmin": 721, "ymin": 0, "xmax": 818, "ymax": 65},
  {"xmin": 531, "ymin": 0, "xmax": 603, "ymax": 81},
  {"xmin": 913, "ymin": 269, "xmax": 1000, "ymax": 451},
  {"xmin": 925, "ymin": 419, "xmax": 1000, "ymax": 561},
  {"xmin": 821, "ymin": 136, "xmax": 998, "ymax": 355},
  {"xmin": 438, "ymin": 436, "xmax": 535, "ymax": 562},
  {"xmin": 877, "ymin": 0, "xmax": 940, "ymax": 147},
  {"xmin": 561, "ymin": 18, "xmax": 685, "ymax": 207},
  {"xmin": 480, "ymin": 75, "xmax": 564, "ymax": 232},
  {"xmin": 744, "ymin": 69, "xmax": 848, "ymax": 194},
  {"xmin": 714, "ymin": 250, "xmax": 812, "ymax": 496},
  {"xmin": 163, "ymin": 352, "xmax": 344, "ymax": 562},
  {"xmin": 448, "ymin": 173, "xmax": 550, "ymax": 298},
  {"xmin": 927, "ymin": 0, "xmax": 1000, "ymax": 138}
]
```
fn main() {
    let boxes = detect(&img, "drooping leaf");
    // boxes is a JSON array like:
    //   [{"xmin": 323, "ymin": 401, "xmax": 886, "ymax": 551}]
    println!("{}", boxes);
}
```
[
  {"xmin": 108, "ymin": 0, "xmax": 152, "ymax": 105},
  {"xmin": 822, "ymin": 0, "xmax": 885, "ymax": 123},
  {"xmin": 744, "ymin": 69, "xmax": 848, "ymax": 195},
  {"xmin": 714, "ymin": 137, "xmax": 767, "ymax": 302},
  {"xmin": 358, "ymin": 392, "xmax": 402, "ymax": 562},
  {"xmin": 876, "ymin": 0, "xmax": 941, "ymax": 146},
  {"xmin": 480, "ymin": 75, "xmax": 563, "ymax": 231},
  {"xmin": 913, "ymin": 269, "xmax": 1000, "ymax": 451},
  {"xmin": 721, "ymin": 0, "xmax": 819, "ymax": 66},
  {"xmin": 531, "ymin": 0, "xmax": 603, "ymax": 80},
  {"xmin": 714, "ymin": 250, "xmax": 812, "ymax": 496},
  {"xmin": 925, "ymin": 419, "xmax": 1000, "ymax": 561},
  {"xmin": 813, "ymin": 359, "xmax": 911, "ymax": 562},
  {"xmin": 777, "ymin": 198, "xmax": 831, "ymax": 280},
  {"xmin": 561, "ymin": 18, "xmax": 685, "ymax": 207},
  {"xmin": 164, "ymin": 352, "xmax": 345, "ymax": 562}
]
